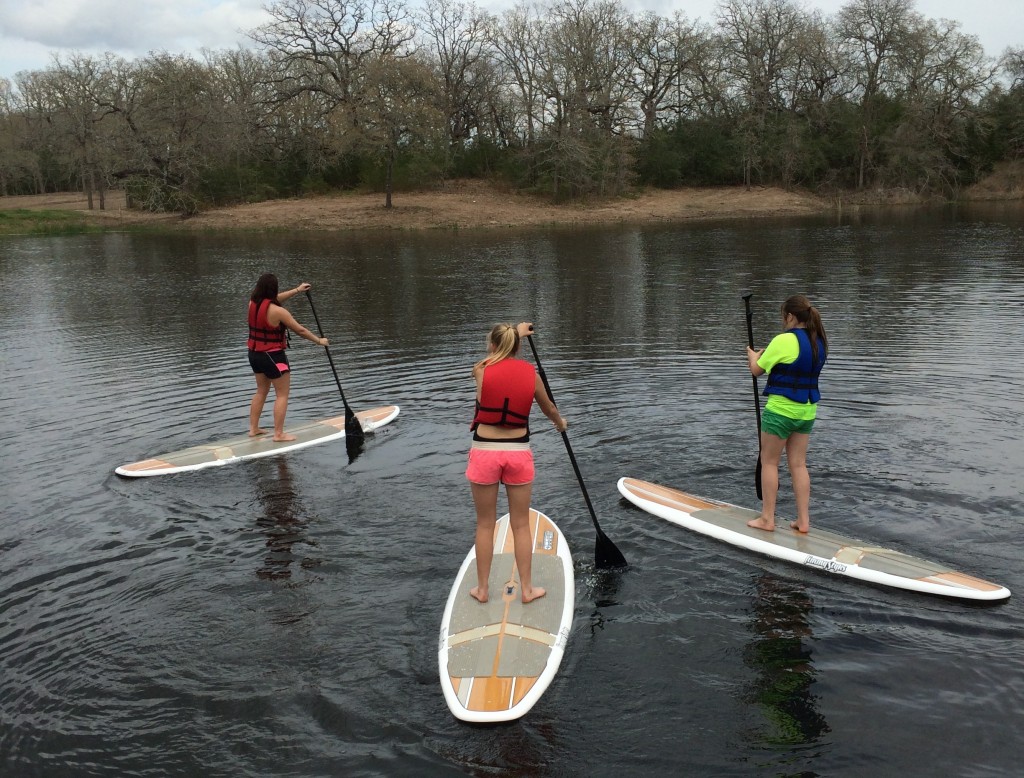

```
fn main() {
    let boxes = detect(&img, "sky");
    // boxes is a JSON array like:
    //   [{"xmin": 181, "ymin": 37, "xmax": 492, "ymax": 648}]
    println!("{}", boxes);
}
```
[{"xmin": 0, "ymin": 0, "xmax": 1021, "ymax": 83}]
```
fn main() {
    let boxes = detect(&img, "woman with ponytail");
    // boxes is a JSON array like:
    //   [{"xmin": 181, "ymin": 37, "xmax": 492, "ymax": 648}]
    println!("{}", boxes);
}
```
[
  {"xmin": 746, "ymin": 295, "xmax": 828, "ymax": 534},
  {"xmin": 466, "ymin": 322, "xmax": 567, "ymax": 604},
  {"xmin": 247, "ymin": 272, "xmax": 329, "ymax": 442}
]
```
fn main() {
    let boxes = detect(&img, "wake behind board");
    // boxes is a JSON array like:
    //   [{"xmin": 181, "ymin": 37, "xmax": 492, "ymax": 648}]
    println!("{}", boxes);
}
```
[
  {"xmin": 618, "ymin": 477, "xmax": 1010, "ymax": 602},
  {"xmin": 439, "ymin": 508, "xmax": 574, "ymax": 723},
  {"xmin": 115, "ymin": 405, "xmax": 399, "ymax": 477}
]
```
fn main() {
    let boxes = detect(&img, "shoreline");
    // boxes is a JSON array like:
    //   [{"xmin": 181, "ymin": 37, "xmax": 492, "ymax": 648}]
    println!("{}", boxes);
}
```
[{"xmin": 1, "ymin": 176, "xmax": 1022, "ymax": 235}]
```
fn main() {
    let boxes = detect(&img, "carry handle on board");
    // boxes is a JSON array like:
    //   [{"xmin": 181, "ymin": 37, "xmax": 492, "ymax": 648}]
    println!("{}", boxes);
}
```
[
  {"xmin": 305, "ymin": 291, "xmax": 365, "ymax": 447},
  {"xmin": 525, "ymin": 332, "xmax": 627, "ymax": 569},
  {"xmin": 743, "ymin": 294, "xmax": 763, "ymax": 501}
]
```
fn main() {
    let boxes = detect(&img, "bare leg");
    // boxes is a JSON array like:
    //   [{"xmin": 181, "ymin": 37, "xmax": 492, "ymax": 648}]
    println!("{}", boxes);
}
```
[
  {"xmin": 748, "ymin": 432, "xmax": 786, "ymax": 531},
  {"xmin": 507, "ymin": 483, "xmax": 545, "ymax": 603},
  {"xmin": 469, "ymin": 482, "xmax": 500, "ymax": 603},
  {"xmin": 249, "ymin": 373, "xmax": 271, "ymax": 436},
  {"xmin": 270, "ymin": 372, "xmax": 295, "ymax": 441},
  {"xmin": 786, "ymin": 433, "xmax": 812, "ymax": 532}
]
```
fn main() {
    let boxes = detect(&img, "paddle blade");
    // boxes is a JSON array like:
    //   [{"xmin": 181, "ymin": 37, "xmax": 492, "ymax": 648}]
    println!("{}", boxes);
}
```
[
  {"xmin": 345, "ymin": 412, "xmax": 366, "ymax": 446},
  {"xmin": 595, "ymin": 530, "xmax": 627, "ymax": 569}
]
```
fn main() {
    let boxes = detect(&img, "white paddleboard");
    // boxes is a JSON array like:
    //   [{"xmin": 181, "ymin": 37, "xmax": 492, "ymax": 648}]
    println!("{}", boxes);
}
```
[
  {"xmin": 618, "ymin": 477, "xmax": 1010, "ymax": 602},
  {"xmin": 115, "ymin": 405, "xmax": 399, "ymax": 477},
  {"xmin": 439, "ymin": 508, "xmax": 574, "ymax": 723}
]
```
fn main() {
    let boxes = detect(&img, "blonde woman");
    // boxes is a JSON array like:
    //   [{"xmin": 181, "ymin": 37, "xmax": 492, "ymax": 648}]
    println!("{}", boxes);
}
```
[{"xmin": 467, "ymin": 322, "xmax": 567, "ymax": 604}]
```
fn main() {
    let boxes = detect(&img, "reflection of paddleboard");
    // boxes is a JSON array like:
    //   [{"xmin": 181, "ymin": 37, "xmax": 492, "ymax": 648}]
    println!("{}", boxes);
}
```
[
  {"xmin": 618, "ymin": 477, "xmax": 1010, "ymax": 602},
  {"xmin": 115, "ymin": 405, "xmax": 399, "ymax": 477},
  {"xmin": 439, "ymin": 509, "xmax": 574, "ymax": 723}
]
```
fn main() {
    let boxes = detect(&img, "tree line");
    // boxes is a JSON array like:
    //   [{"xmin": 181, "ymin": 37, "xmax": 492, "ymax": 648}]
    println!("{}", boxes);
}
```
[{"xmin": 0, "ymin": 0, "xmax": 1022, "ymax": 214}]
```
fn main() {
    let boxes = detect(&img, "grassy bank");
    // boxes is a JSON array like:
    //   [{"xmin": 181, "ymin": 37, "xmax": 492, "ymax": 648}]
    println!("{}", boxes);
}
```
[{"xmin": 0, "ymin": 209, "xmax": 112, "ymax": 236}]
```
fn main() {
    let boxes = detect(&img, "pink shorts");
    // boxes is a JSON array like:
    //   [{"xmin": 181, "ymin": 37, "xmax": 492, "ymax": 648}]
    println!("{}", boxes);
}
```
[{"xmin": 465, "ymin": 443, "xmax": 534, "ymax": 486}]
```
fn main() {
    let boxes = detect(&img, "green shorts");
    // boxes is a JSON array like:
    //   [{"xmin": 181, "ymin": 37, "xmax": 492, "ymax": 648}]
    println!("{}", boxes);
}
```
[{"xmin": 761, "ymin": 408, "xmax": 815, "ymax": 439}]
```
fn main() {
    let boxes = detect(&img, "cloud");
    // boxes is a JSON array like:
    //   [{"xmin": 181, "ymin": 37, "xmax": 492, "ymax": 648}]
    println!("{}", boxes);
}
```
[{"xmin": 0, "ymin": 0, "xmax": 268, "ymax": 60}]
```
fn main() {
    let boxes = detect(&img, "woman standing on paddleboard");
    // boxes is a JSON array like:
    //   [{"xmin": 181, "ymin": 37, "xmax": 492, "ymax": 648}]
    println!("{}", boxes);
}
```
[
  {"xmin": 746, "ymin": 295, "xmax": 828, "ymax": 534},
  {"xmin": 467, "ymin": 323, "xmax": 567, "ymax": 604},
  {"xmin": 247, "ymin": 273, "xmax": 329, "ymax": 442}
]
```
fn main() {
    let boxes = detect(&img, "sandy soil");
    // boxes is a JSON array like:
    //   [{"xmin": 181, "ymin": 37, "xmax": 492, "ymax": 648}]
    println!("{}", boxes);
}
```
[{"xmin": 0, "ymin": 180, "xmax": 831, "ymax": 232}]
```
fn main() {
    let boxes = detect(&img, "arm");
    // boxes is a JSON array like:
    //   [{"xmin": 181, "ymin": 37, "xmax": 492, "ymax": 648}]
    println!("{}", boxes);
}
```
[
  {"xmin": 534, "ymin": 375, "xmax": 567, "ymax": 432},
  {"xmin": 276, "ymin": 282, "xmax": 311, "ymax": 304},
  {"xmin": 747, "ymin": 346, "xmax": 765, "ymax": 376},
  {"xmin": 269, "ymin": 304, "xmax": 328, "ymax": 346}
]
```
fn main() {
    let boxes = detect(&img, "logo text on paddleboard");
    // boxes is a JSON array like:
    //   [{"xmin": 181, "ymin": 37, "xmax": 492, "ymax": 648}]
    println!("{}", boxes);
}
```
[
  {"xmin": 804, "ymin": 554, "xmax": 847, "ymax": 574},
  {"xmin": 542, "ymin": 531, "xmax": 553, "ymax": 550}
]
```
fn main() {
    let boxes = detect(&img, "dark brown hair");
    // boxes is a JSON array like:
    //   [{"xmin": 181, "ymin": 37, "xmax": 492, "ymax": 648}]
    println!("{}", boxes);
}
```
[
  {"xmin": 782, "ymin": 294, "xmax": 827, "ymax": 361},
  {"xmin": 251, "ymin": 273, "xmax": 279, "ymax": 305}
]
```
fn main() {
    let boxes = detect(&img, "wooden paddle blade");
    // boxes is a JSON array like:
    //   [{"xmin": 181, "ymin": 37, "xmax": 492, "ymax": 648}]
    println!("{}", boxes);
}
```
[{"xmin": 595, "ymin": 530, "xmax": 628, "ymax": 569}]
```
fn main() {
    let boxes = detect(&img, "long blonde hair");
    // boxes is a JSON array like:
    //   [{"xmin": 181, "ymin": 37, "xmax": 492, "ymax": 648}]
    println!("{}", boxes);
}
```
[{"xmin": 474, "ymin": 323, "xmax": 520, "ymax": 371}]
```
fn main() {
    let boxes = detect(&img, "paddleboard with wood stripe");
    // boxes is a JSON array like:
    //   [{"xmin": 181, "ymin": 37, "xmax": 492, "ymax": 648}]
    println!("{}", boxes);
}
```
[
  {"xmin": 618, "ymin": 477, "xmax": 1010, "ymax": 602},
  {"xmin": 115, "ymin": 405, "xmax": 399, "ymax": 477},
  {"xmin": 439, "ymin": 508, "xmax": 574, "ymax": 723}
]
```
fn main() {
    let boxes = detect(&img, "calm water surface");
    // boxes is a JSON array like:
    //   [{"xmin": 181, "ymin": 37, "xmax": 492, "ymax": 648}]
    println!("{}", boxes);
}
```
[{"xmin": 2, "ymin": 203, "xmax": 1023, "ymax": 776}]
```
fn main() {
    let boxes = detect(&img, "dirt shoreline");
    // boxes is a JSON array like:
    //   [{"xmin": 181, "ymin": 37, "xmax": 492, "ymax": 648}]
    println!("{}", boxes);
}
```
[
  {"xmin": 2, "ymin": 174, "xmax": 1021, "ymax": 233},
  {"xmin": 0, "ymin": 181, "xmax": 831, "ymax": 232}
]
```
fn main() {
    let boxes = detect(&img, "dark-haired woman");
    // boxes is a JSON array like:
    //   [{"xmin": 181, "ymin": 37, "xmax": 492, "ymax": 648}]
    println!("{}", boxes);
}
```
[
  {"xmin": 746, "ymin": 295, "xmax": 828, "ymax": 534},
  {"xmin": 466, "ymin": 322, "xmax": 567, "ymax": 605},
  {"xmin": 248, "ymin": 273, "xmax": 328, "ymax": 441}
]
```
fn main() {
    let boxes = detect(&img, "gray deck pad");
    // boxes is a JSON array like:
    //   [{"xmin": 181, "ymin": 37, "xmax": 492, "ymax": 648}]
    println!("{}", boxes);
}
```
[
  {"xmin": 116, "ymin": 406, "xmax": 398, "ymax": 475},
  {"xmin": 692, "ymin": 504, "xmax": 956, "ymax": 577},
  {"xmin": 447, "ymin": 554, "xmax": 565, "ymax": 678}
]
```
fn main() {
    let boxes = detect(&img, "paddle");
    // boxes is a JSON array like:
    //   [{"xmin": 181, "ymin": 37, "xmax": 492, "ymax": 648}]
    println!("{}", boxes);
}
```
[
  {"xmin": 743, "ymin": 294, "xmax": 763, "ymax": 500},
  {"xmin": 525, "ymin": 333, "xmax": 627, "ymax": 569},
  {"xmin": 304, "ymin": 291, "xmax": 365, "ymax": 447}
]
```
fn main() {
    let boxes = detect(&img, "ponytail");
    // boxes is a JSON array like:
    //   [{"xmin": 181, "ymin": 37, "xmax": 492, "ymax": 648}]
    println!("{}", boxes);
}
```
[
  {"xmin": 782, "ymin": 295, "xmax": 828, "ymax": 361},
  {"xmin": 474, "ymin": 323, "xmax": 520, "ymax": 371}
]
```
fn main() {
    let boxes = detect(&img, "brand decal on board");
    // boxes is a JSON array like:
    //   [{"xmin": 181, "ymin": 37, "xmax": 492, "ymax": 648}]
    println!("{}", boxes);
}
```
[{"xmin": 804, "ymin": 554, "xmax": 847, "ymax": 574}]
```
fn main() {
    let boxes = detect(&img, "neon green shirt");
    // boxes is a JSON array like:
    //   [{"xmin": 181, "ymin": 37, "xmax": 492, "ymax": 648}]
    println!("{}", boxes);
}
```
[{"xmin": 757, "ymin": 331, "xmax": 818, "ymax": 421}]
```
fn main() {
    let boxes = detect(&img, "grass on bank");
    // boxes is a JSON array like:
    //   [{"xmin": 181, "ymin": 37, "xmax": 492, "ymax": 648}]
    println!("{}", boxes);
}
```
[{"xmin": 0, "ymin": 209, "xmax": 110, "ymax": 236}]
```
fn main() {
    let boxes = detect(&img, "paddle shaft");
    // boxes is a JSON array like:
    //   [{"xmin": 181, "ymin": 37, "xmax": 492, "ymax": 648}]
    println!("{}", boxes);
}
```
[
  {"xmin": 304, "ymin": 292, "xmax": 363, "ymax": 444},
  {"xmin": 743, "ymin": 294, "xmax": 763, "ymax": 501},
  {"xmin": 525, "ymin": 334, "xmax": 627, "ymax": 568},
  {"xmin": 304, "ymin": 292, "xmax": 352, "ymax": 412}
]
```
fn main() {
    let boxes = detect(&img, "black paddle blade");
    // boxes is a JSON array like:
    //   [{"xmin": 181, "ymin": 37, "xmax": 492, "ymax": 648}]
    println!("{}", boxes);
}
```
[
  {"xmin": 595, "ymin": 530, "xmax": 628, "ymax": 569},
  {"xmin": 755, "ymin": 456, "xmax": 763, "ymax": 501},
  {"xmin": 345, "ymin": 413, "xmax": 365, "ymax": 447}
]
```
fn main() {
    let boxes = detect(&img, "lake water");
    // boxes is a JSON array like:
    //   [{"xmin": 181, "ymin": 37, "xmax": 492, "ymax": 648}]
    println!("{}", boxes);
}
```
[{"xmin": 2, "ymin": 203, "xmax": 1023, "ymax": 776}]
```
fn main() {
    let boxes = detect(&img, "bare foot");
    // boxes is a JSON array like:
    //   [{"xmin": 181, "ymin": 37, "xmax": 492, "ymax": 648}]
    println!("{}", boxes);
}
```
[
  {"xmin": 248, "ymin": 428, "xmax": 268, "ymax": 437},
  {"xmin": 469, "ymin": 586, "xmax": 488, "ymax": 603},
  {"xmin": 273, "ymin": 433, "xmax": 297, "ymax": 442},
  {"xmin": 790, "ymin": 521, "xmax": 810, "ymax": 533},
  {"xmin": 521, "ymin": 586, "xmax": 546, "ymax": 604},
  {"xmin": 747, "ymin": 517, "xmax": 775, "ymax": 532}
]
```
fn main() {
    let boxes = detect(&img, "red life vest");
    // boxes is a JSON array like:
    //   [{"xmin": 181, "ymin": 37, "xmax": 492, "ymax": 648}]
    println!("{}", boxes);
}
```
[
  {"xmin": 471, "ymin": 358, "xmax": 536, "ymax": 430},
  {"xmin": 247, "ymin": 299, "xmax": 286, "ymax": 351}
]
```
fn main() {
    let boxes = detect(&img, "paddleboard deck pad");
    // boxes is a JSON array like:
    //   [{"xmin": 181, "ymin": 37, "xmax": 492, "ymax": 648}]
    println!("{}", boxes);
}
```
[
  {"xmin": 115, "ymin": 405, "xmax": 399, "ymax": 477},
  {"xmin": 618, "ymin": 477, "xmax": 1009, "ymax": 602},
  {"xmin": 439, "ymin": 509, "xmax": 574, "ymax": 723}
]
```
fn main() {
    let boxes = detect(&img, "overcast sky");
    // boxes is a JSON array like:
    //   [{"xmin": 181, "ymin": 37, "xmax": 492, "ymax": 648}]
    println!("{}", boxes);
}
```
[{"xmin": 1, "ymin": 0, "xmax": 1020, "ymax": 82}]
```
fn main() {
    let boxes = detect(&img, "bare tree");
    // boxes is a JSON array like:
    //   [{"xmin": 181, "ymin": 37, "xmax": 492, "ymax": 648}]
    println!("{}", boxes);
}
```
[
  {"xmin": 623, "ymin": 10, "xmax": 701, "ymax": 137},
  {"xmin": 418, "ymin": 0, "xmax": 494, "ymax": 151},
  {"xmin": 835, "ymin": 0, "xmax": 920, "ymax": 188}
]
